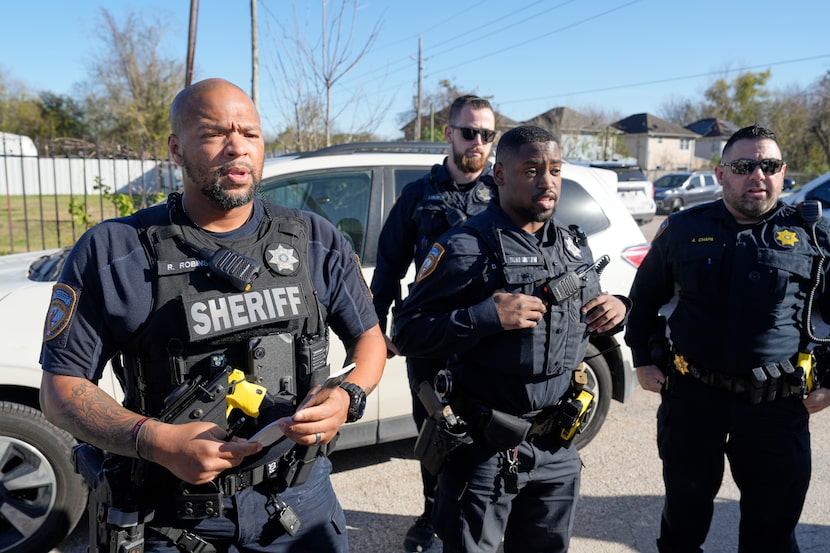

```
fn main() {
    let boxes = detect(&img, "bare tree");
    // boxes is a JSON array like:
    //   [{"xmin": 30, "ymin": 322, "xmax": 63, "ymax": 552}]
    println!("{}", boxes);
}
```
[
  {"xmin": 261, "ymin": 0, "xmax": 385, "ymax": 150},
  {"xmin": 80, "ymin": 9, "xmax": 184, "ymax": 155}
]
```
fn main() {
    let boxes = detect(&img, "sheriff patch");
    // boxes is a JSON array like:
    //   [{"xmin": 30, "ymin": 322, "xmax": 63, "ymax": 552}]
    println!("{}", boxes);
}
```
[
  {"xmin": 185, "ymin": 285, "xmax": 309, "ymax": 341},
  {"xmin": 266, "ymin": 243, "xmax": 300, "ymax": 275},
  {"xmin": 416, "ymin": 243, "xmax": 445, "ymax": 282},
  {"xmin": 564, "ymin": 236, "xmax": 583, "ymax": 260},
  {"xmin": 44, "ymin": 283, "xmax": 78, "ymax": 342},
  {"xmin": 774, "ymin": 229, "xmax": 799, "ymax": 248}
]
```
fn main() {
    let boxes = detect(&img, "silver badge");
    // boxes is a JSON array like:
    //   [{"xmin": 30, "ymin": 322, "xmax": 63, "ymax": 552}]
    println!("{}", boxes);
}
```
[
  {"xmin": 564, "ymin": 236, "xmax": 582, "ymax": 259},
  {"xmin": 267, "ymin": 244, "xmax": 300, "ymax": 275}
]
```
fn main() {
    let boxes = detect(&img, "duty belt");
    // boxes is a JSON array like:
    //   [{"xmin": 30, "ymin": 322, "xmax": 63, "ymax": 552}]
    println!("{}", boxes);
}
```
[{"xmin": 671, "ymin": 352, "xmax": 806, "ymax": 404}]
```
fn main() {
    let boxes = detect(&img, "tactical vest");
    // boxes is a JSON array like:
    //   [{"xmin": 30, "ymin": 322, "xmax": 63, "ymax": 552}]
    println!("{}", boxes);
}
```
[
  {"xmin": 118, "ymin": 193, "xmax": 329, "ymax": 428},
  {"xmin": 464, "ymin": 213, "xmax": 602, "ymax": 377},
  {"xmin": 412, "ymin": 164, "xmax": 493, "ymax": 264}
]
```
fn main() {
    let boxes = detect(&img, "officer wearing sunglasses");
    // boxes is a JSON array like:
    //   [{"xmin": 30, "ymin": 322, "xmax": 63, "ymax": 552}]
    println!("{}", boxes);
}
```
[
  {"xmin": 626, "ymin": 124, "xmax": 830, "ymax": 552},
  {"xmin": 370, "ymin": 94, "xmax": 497, "ymax": 552}
]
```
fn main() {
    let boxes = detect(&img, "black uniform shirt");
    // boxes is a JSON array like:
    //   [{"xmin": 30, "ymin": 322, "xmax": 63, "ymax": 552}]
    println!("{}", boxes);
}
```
[
  {"xmin": 40, "ymin": 198, "xmax": 378, "ymax": 382},
  {"xmin": 370, "ymin": 159, "xmax": 493, "ymax": 330},
  {"xmin": 625, "ymin": 200, "xmax": 830, "ymax": 375},
  {"xmin": 393, "ymin": 201, "xmax": 604, "ymax": 415}
]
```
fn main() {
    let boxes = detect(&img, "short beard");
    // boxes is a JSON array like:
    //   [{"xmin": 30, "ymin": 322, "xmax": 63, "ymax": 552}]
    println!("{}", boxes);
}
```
[
  {"xmin": 453, "ymin": 146, "xmax": 488, "ymax": 174},
  {"xmin": 182, "ymin": 157, "xmax": 259, "ymax": 210}
]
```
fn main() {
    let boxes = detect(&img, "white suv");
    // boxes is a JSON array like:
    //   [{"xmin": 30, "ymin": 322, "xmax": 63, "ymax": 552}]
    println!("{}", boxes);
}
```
[
  {"xmin": 588, "ymin": 162, "xmax": 656, "ymax": 225},
  {"xmin": 0, "ymin": 142, "xmax": 650, "ymax": 553}
]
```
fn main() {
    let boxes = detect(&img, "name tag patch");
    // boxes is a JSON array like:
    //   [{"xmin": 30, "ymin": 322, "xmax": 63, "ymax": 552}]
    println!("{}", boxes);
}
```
[{"xmin": 158, "ymin": 258, "xmax": 208, "ymax": 275}]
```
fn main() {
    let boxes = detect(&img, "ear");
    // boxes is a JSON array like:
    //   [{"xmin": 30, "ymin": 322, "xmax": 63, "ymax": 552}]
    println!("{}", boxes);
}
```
[
  {"xmin": 493, "ymin": 161, "xmax": 506, "ymax": 187},
  {"xmin": 168, "ymin": 134, "xmax": 183, "ymax": 165},
  {"xmin": 714, "ymin": 165, "xmax": 725, "ymax": 186},
  {"xmin": 444, "ymin": 124, "xmax": 452, "ymax": 143}
]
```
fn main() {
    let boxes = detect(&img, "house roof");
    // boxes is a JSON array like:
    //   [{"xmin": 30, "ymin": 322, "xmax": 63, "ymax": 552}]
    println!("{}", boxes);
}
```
[
  {"xmin": 400, "ymin": 105, "xmax": 517, "ymax": 137},
  {"xmin": 685, "ymin": 118, "xmax": 739, "ymax": 138},
  {"xmin": 612, "ymin": 113, "xmax": 697, "ymax": 138},
  {"xmin": 522, "ymin": 107, "xmax": 607, "ymax": 133}
]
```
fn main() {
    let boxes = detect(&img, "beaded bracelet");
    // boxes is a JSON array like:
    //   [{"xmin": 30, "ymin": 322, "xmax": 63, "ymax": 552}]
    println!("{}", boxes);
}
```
[{"xmin": 131, "ymin": 416, "xmax": 156, "ymax": 459}]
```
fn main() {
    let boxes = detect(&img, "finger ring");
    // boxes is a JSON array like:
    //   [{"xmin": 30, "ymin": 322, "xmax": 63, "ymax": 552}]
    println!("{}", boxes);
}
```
[{"xmin": 314, "ymin": 432, "xmax": 322, "ymax": 446}]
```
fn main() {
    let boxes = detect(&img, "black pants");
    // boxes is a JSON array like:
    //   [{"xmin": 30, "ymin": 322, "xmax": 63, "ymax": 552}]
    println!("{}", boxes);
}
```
[{"xmin": 656, "ymin": 374, "xmax": 811, "ymax": 553}]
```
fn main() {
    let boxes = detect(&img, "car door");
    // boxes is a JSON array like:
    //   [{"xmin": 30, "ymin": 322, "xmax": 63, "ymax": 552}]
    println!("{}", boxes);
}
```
[{"xmin": 701, "ymin": 174, "xmax": 721, "ymax": 202}]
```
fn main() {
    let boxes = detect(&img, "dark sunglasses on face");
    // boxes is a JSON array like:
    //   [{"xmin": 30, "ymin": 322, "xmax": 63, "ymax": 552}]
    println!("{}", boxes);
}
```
[
  {"xmin": 450, "ymin": 125, "xmax": 496, "ymax": 143},
  {"xmin": 720, "ymin": 158, "xmax": 785, "ymax": 176}
]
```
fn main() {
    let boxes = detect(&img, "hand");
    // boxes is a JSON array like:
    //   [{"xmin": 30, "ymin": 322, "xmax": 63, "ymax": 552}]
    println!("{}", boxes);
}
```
[
  {"xmin": 803, "ymin": 386, "xmax": 830, "ymax": 414},
  {"xmin": 492, "ymin": 289, "xmax": 547, "ymax": 330},
  {"xmin": 279, "ymin": 386, "xmax": 350, "ymax": 448},
  {"xmin": 637, "ymin": 365, "xmax": 666, "ymax": 393},
  {"xmin": 142, "ymin": 420, "xmax": 263, "ymax": 485},
  {"xmin": 582, "ymin": 293, "xmax": 627, "ymax": 334},
  {"xmin": 384, "ymin": 334, "xmax": 400, "ymax": 358}
]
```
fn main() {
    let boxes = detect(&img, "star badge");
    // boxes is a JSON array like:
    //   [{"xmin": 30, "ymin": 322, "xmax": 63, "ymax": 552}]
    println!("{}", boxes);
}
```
[
  {"xmin": 268, "ymin": 244, "xmax": 299, "ymax": 274},
  {"xmin": 774, "ymin": 229, "xmax": 799, "ymax": 247},
  {"xmin": 674, "ymin": 354, "xmax": 689, "ymax": 376}
]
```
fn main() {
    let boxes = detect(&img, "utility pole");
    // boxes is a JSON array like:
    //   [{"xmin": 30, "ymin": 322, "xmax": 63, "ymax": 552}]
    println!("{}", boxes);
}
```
[
  {"xmin": 185, "ymin": 0, "xmax": 199, "ymax": 87},
  {"xmin": 251, "ymin": 0, "xmax": 259, "ymax": 109},
  {"xmin": 414, "ymin": 36, "xmax": 422, "ymax": 141}
]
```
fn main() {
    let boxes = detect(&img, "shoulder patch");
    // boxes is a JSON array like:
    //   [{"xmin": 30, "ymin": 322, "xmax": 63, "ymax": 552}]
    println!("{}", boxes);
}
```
[
  {"xmin": 43, "ymin": 283, "xmax": 78, "ymax": 342},
  {"xmin": 416, "ymin": 243, "xmax": 445, "ymax": 282},
  {"xmin": 653, "ymin": 217, "xmax": 670, "ymax": 241}
]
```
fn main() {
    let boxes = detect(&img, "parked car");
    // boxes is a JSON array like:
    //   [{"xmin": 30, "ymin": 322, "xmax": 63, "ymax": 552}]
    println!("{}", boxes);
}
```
[
  {"xmin": 589, "ymin": 162, "xmax": 656, "ymax": 225},
  {"xmin": 782, "ymin": 171, "xmax": 830, "ymax": 210},
  {"xmin": 0, "ymin": 142, "xmax": 650, "ymax": 553},
  {"xmin": 653, "ymin": 171, "xmax": 721, "ymax": 214}
]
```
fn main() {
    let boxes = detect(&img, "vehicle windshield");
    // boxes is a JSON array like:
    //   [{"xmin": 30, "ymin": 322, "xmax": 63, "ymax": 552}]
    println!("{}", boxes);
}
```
[
  {"xmin": 610, "ymin": 168, "xmax": 646, "ymax": 182},
  {"xmin": 654, "ymin": 174, "xmax": 690, "ymax": 189}
]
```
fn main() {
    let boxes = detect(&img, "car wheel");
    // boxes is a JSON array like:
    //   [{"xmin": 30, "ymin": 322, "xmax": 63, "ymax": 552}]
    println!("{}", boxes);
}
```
[
  {"xmin": 670, "ymin": 199, "xmax": 684, "ymax": 212},
  {"xmin": 0, "ymin": 402, "xmax": 87, "ymax": 553},
  {"xmin": 573, "ymin": 343, "xmax": 613, "ymax": 450}
]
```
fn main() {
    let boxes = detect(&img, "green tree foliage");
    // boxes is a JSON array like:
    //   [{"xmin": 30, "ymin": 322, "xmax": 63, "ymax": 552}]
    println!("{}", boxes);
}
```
[{"xmin": 704, "ymin": 69, "xmax": 771, "ymax": 127}]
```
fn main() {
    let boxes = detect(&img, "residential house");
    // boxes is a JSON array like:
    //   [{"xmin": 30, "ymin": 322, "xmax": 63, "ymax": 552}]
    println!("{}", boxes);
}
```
[
  {"xmin": 612, "ymin": 113, "xmax": 699, "ymax": 177},
  {"xmin": 685, "ymin": 118, "xmax": 739, "ymax": 167},
  {"xmin": 522, "ymin": 107, "xmax": 615, "ymax": 161}
]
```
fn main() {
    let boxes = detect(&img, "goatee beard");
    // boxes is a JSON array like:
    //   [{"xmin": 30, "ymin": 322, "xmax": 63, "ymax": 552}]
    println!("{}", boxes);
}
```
[{"xmin": 454, "ymin": 148, "xmax": 488, "ymax": 174}]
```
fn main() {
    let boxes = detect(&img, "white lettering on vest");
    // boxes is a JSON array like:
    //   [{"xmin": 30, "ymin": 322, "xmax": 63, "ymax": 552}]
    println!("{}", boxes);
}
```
[{"xmin": 187, "ymin": 285, "xmax": 308, "ymax": 339}]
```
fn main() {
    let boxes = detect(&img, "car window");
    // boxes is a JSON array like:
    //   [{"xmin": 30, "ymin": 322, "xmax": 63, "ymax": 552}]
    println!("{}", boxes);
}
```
[
  {"xmin": 610, "ymin": 168, "xmax": 647, "ymax": 182},
  {"xmin": 557, "ymin": 179, "xmax": 610, "ymax": 236},
  {"xmin": 654, "ymin": 174, "xmax": 689, "ymax": 188},
  {"xmin": 703, "ymin": 175, "xmax": 716, "ymax": 187},
  {"xmin": 394, "ymin": 168, "xmax": 432, "ymax": 197},
  {"xmin": 260, "ymin": 169, "xmax": 372, "ymax": 258}
]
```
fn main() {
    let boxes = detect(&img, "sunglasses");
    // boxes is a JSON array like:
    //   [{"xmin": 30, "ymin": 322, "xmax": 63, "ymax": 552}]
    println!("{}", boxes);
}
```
[
  {"xmin": 450, "ymin": 125, "xmax": 496, "ymax": 143},
  {"xmin": 720, "ymin": 158, "xmax": 785, "ymax": 176}
]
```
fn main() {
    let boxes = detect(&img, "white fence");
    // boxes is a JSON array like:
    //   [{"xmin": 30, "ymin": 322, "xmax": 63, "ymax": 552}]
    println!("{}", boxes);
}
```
[{"xmin": 0, "ymin": 155, "xmax": 180, "ymax": 197}]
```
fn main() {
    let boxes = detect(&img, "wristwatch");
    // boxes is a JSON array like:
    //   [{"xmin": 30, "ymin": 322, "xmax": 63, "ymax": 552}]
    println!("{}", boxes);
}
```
[{"xmin": 339, "ymin": 382, "xmax": 367, "ymax": 423}]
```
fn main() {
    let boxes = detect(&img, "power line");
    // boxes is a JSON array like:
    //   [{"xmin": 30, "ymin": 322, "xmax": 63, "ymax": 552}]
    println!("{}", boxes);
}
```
[{"xmin": 498, "ymin": 53, "xmax": 830, "ymax": 107}]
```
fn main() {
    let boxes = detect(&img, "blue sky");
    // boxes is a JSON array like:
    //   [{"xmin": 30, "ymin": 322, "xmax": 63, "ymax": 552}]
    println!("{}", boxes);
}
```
[{"xmin": 2, "ymin": 0, "xmax": 829, "ymax": 140}]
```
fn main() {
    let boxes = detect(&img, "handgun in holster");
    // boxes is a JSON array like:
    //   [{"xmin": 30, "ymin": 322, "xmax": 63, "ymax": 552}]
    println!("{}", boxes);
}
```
[
  {"xmin": 73, "ymin": 443, "xmax": 153, "ymax": 553},
  {"xmin": 413, "ymin": 380, "xmax": 473, "ymax": 475}
]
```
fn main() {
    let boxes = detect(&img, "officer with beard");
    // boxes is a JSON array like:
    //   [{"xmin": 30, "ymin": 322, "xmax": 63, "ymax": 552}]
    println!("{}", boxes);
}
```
[
  {"xmin": 393, "ymin": 126, "xmax": 628, "ymax": 553},
  {"xmin": 39, "ymin": 78, "xmax": 386, "ymax": 552},
  {"xmin": 370, "ymin": 95, "xmax": 497, "ymax": 551}
]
